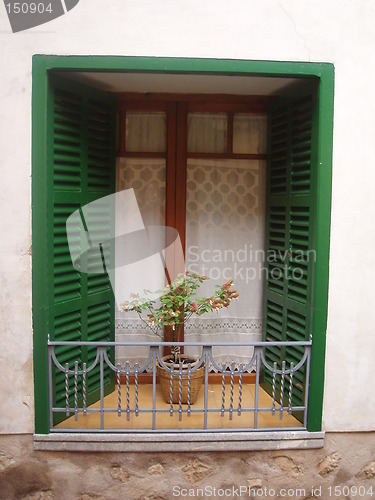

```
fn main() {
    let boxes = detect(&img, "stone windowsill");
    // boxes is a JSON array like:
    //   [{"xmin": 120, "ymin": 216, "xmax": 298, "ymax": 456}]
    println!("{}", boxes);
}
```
[{"xmin": 34, "ymin": 431, "xmax": 325, "ymax": 452}]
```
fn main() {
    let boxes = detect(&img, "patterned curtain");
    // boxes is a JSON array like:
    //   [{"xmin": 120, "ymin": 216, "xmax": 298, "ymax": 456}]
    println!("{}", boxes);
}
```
[
  {"xmin": 184, "ymin": 158, "xmax": 266, "ymax": 368},
  {"xmin": 115, "ymin": 158, "xmax": 166, "ymax": 367}
]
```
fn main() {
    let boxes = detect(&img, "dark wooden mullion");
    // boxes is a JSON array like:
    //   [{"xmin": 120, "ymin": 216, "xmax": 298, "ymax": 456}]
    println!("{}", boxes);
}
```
[
  {"xmin": 116, "ymin": 151, "xmax": 167, "ymax": 158},
  {"xmin": 117, "ymin": 100, "xmax": 168, "ymax": 112},
  {"xmin": 118, "ymin": 152, "xmax": 267, "ymax": 159},
  {"xmin": 163, "ymin": 102, "xmax": 178, "ymax": 356},
  {"xmin": 118, "ymin": 110, "xmax": 127, "ymax": 154},
  {"xmin": 187, "ymin": 100, "xmax": 270, "ymax": 113},
  {"xmin": 174, "ymin": 102, "xmax": 189, "ymax": 348},
  {"xmin": 187, "ymin": 152, "xmax": 267, "ymax": 160},
  {"xmin": 175, "ymin": 102, "xmax": 188, "ymax": 260},
  {"xmin": 165, "ymin": 101, "xmax": 177, "ymax": 279}
]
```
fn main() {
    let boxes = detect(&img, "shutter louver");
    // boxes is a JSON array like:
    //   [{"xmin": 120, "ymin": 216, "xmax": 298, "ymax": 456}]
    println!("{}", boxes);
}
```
[
  {"xmin": 87, "ymin": 98, "xmax": 113, "ymax": 192},
  {"xmin": 268, "ymin": 206, "xmax": 287, "ymax": 295},
  {"xmin": 86, "ymin": 198, "xmax": 112, "ymax": 295},
  {"xmin": 269, "ymin": 104, "xmax": 289, "ymax": 196},
  {"xmin": 262, "ymin": 89, "xmax": 317, "ymax": 418},
  {"xmin": 86, "ymin": 98, "xmax": 114, "ymax": 297},
  {"xmin": 49, "ymin": 76, "xmax": 116, "ymax": 424},
  {"xmin": 291, "ymin": 95, "xmax": 312, "ymax": 195},
  {"xmin": 288, "ymin": 206, "xmax": 310, "ymax": 304},
  {"xmin": 53, "ymin": 203, "xmax": 81, "ymax": 303},
  {"xmin": 53, "ymin": 88, "xmax": 82, "ymax": 191}
]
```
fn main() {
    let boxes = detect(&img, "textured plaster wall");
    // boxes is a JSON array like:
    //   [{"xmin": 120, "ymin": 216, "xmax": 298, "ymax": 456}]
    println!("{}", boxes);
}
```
[
  {"xmin": 1, "ymin": 433, "xmax": 375, "ymax": 499},
  {"xmin": 0, "ymin": 0, "xmax": 375, "ymax": 433}
]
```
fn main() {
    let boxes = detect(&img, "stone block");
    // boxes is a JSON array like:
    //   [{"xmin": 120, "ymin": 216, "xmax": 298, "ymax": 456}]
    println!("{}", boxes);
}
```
[
  {"xmin": 318, "ymin": 452, "xmax": 342, "ymax": 477},
  {"xmin": 182, "ymin": 459, "xmax": 212, "ymax": 483}
]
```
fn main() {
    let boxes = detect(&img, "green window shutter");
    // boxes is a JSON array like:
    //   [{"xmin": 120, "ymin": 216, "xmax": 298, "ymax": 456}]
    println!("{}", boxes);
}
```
[
  {"xmin": 262, "ymin": 87, "xmax": 317, "ymax": 416},
  {"xmin": 48, "ymin": 76, "xmax": 116, "ymax": 424}
]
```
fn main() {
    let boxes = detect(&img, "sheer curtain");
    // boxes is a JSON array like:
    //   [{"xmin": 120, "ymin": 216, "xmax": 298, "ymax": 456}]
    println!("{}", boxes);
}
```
[
  {"xmin": 115, "ymin": 157, "xmax": 166, "ymax": 367},
  {"xmin": 184, "ymin": 158, "xmax": 266, "ymax": 368}
]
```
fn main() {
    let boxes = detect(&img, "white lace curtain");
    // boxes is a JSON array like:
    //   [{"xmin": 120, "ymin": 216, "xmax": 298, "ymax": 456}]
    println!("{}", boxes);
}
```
[
  {"xmin": 115, "ymin": 113, "xmax": 266, "ymax": 369},
  {"xmin": 183, "ymin": 158, "xmax": 266, "ymax": 368},
  {"xmin": 115, "ymin": 157, "xmax": 167, "ymax": 367}
]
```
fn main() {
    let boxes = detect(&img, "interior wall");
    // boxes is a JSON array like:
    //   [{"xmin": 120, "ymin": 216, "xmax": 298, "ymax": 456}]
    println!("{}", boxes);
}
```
[{"xmin": 1, "ymin": 0, "xmax": 375, "ymax": 433}]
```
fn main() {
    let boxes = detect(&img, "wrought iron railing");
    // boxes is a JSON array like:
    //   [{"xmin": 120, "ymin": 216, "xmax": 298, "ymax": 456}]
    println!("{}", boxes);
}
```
[{"xmin": 48, "ymin": 339, "xmax": 311, "ymax": 433}]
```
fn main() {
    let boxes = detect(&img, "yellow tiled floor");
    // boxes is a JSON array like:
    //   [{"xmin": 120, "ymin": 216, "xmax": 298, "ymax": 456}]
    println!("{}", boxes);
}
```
[{"xmin": 56, "ymin": 383, "xmax": 302, "ymax": 431}]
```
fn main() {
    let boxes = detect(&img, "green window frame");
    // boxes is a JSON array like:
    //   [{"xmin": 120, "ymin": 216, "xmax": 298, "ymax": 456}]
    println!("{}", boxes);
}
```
[{"xmin": 32, "ymin": 55, "xmax": 334, "ymax": 434}]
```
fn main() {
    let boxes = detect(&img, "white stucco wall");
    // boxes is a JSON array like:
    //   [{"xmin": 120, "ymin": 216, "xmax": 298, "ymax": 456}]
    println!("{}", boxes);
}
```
[{"xmin": 1, "ymin": 0, "xmax": 374, "ymax": 433}]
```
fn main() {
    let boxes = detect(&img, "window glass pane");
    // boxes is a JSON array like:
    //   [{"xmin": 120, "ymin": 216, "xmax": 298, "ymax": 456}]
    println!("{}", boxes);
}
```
[
  {"xmin": 187, "ymin": 113, "xmax": 227, "ymax": 153},
  {"xmin": 233, "ymin": 114, "xmax": 267, "ymax": 154},
  {"xmin": 126, "ymin": 112, "xmax": 166, "ymax": 152}
]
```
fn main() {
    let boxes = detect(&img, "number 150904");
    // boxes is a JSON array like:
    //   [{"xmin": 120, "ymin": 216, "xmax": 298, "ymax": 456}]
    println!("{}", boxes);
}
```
[{"xmin": 5, "ymin": 3, "xmax": 53, "ymax": 14}]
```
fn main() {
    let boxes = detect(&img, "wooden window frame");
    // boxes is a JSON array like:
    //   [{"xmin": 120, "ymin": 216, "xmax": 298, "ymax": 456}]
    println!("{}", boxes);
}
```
[
  {"xmin": 116, "ymin": 94, "xmax": 270, "ymax": 354},
  {"xmin": 116, "ymin": 93, "xmax": 270, "ymax": 256}
]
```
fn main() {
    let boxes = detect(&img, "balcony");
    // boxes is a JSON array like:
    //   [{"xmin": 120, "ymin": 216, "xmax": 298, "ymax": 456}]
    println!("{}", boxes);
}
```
[{"xmin": 47, "ymin": 340, "xmax": 311, "ymax": 434}]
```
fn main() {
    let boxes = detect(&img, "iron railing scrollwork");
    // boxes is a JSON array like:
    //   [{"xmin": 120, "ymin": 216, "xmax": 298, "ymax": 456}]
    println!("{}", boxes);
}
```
[{"xmin": 48, "ymin": 339, "xmax": 312, "ymax": 433}]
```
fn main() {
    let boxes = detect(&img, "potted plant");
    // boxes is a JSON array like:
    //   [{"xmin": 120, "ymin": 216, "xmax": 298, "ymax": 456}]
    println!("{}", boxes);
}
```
[{"xmin": 120, "ymin": 272, "xmax": 238, "ymax": 404}]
